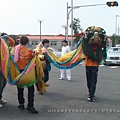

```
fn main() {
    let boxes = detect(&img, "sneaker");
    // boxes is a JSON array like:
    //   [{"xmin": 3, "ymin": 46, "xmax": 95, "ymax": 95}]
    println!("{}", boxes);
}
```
[
  {"xmin": 0, "ymin": 104, "xmax": 3, "ymax": 108},
  {"xmin": 68, "ymin": 78, "xmax": 71, "ymax": 81},
  {"xmin": 18, "ymin": 104, "xmax": 25, "ymax": 110},
  {"xmin": 0, "ymin": 99, "xmax": 7, "ymax": 104},
  {"xmin": 87, "ymin": 97, "xmax": 96, "ymax": 102},
  {"xmin": 59, "ymin": 78, "xmax": 64, "ymax": 80},
  {"xmin": 26, "ymin": 106, "xmax": 38, "ymax": 114}
]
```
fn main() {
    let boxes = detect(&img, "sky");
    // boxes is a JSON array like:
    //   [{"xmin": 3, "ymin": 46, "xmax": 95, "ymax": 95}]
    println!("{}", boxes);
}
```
[{"xmin": 0, "ymin": 0, "xmax": 120, "ymax": 36}]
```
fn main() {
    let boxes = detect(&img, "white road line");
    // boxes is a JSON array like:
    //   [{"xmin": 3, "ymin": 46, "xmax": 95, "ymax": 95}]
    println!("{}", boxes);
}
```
[
  {"xmin": 79, "ymin": 63, "xmax": 119, "ymax": 69},
  {"xmin": 109, "ymin": 66, "xmax": 119, "ymax": 69},
  {"xmin": 80, "ymin": 64, "xmax": 105, "ymax": 67},
  {"xmin": 99, "ymin": 65, "xmax": 105, "ymax": 67}
]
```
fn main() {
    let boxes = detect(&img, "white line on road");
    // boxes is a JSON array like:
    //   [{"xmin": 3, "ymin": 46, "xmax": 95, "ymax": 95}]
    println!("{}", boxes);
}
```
[
  {"xmin": 79, "ymin": 63, "xmax": 119, "ymax": 69},
  {"xmin": 99, "ymin": 65, "xmax": 105, "ymax": 67},
  {"xmin": 109, "ymin": 66, "xmax": 119, "ymax": 69}
]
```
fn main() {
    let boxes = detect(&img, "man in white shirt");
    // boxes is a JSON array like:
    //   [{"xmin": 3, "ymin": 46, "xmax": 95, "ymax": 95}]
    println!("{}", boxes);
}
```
[{"xmin": 59, "ymin": 40, "xmax": 71, "ymax": 81}]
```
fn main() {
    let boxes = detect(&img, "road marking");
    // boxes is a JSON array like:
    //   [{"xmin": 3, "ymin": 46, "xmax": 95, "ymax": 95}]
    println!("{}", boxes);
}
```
[
  {"xmin": 109, "ymin": 66, "xmax": 119, "ymax": 69},
  {"xmin": 99, "ymin": 65, "xmax": 105, "ymax": 67},
  {"xmin": 79, "ymin": 63, "xmax": 119, "ymax": 69}
]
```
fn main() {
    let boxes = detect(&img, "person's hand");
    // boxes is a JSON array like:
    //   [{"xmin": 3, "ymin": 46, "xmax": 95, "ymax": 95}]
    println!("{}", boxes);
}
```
[
  {"xmin": 42, "ymin": 51, "xmax": 47, "ymax": 55},
  {"xmin": 42, "ymin": 48, "xmax": 47, "ymax": 54}
]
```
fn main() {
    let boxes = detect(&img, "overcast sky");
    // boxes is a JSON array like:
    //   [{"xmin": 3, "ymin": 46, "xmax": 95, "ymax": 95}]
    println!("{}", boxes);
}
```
[{"xmin": 0, "ymin": 0, "xmax": 119, "ymax": 36}]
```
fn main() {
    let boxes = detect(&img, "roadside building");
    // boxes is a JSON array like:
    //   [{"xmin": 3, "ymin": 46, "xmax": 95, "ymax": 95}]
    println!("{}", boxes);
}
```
[{"xmin": 26, "ymin": 34, "xmax": 76, "ymax": 50}]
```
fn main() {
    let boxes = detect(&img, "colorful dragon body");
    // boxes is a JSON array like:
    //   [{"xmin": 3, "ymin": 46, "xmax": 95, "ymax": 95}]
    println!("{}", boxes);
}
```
[{"xmin": 0, "ymin": 26, "xmax": 107, "ymax": 90}]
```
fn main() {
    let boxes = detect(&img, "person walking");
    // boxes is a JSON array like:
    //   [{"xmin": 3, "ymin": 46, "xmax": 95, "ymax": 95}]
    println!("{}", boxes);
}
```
[{"xmin": 15, "ymin": 36, "xmax": 38, "ymax": 113}]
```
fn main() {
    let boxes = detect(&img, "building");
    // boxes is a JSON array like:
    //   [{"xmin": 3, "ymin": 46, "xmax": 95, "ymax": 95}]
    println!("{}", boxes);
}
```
[{"xmin": 26, "ymin": 34, "xmax": 76, "ymax": 50}]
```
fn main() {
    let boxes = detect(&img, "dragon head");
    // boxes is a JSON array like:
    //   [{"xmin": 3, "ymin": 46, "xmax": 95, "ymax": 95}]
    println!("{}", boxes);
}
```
[{"xmin": 85, "ymin": 26, "xmax": 106, "ymax": 44}]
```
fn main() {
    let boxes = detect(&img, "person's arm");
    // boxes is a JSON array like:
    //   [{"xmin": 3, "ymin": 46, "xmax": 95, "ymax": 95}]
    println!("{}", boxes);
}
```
[
  {"xmin": 4, "ymin": 35, "xmax": 15, "ymax": 46},
  {"xmin": 8, "ymin": 37, "xmax": 15, "ymax": 46}
]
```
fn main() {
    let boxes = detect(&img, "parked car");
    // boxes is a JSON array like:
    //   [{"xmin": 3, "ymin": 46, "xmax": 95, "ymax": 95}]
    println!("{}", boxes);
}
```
[
  {"xmin": 49, "ymin": 47, "xmax": 61, "ymax": 58},
  {"xmin": 116, "ymin": 44, "xmax": 120, "ymax": 47},
  {"xmin": 105, "ymin": 47, "xmax": 120, "ymax": 65}
]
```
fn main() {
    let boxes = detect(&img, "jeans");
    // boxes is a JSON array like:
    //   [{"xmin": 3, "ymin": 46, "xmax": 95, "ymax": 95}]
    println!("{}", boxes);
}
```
[
  {"xmin": 17, "ymin": 85, "xmax": 34, "ymax": 107},
  {"xmin": 17, "ymin": 70, "xmax": 35, "ymax": 107},
  {"xmin": 86, "ymin": 66, "xmax": 99, "ymax": 97},
  {"xmin": 0, "ymin": 71, "xmax": 7, "ymax": 99},
  {"xmin": 43, "ymin": 69, "xmax": 49, "ymax": 83}
]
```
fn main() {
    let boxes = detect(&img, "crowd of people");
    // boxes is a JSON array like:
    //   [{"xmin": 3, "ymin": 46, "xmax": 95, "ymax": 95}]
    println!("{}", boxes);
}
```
[{"xmin": 0, "ymin": 30, "xmax": 102, "ymax": 114}]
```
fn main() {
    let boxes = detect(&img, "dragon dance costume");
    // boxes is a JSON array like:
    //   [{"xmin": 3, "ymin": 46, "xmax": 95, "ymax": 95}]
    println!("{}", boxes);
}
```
[
  {"xmin": 82, "ymin": 26, "xmax": 107, "ymax": 64},
  {"xmin": 82, "ymin": 26, "xmax": 107, "ymax": 101},
  {"xmin": 0, "ymin": 36, "xmax": 45, "ymax": 94},
  {"xmin": 38, "ymin": 26, "xmax": 106, "ymax": 69},
  {"xmin": 0, "ymin": 35, "xmax": 15, "ymax": 105},
  {"xmin": 0, "ymin": 26, "xmax": 107, "ymax": 99}
]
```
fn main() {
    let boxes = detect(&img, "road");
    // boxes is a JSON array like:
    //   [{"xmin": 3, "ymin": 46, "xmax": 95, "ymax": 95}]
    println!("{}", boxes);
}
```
[{"xmin": 0, "ymin": 63, "xmax": 120, "ymax": 120}]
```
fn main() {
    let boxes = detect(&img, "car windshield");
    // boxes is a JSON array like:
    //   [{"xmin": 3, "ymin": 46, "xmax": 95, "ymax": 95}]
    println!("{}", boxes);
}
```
[{"xmin": 109, "ymin": 48, "xmax": 120, "ymax": 53}]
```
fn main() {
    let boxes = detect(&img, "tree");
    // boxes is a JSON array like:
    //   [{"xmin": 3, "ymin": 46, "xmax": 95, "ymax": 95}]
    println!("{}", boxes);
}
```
[
  {"xmin": 110, "ymin": 34, "xmax": 120, "ymax": 46},
  {"xmin": 70, "ymin": 18, "xmax": 83, "ymax": 43}
]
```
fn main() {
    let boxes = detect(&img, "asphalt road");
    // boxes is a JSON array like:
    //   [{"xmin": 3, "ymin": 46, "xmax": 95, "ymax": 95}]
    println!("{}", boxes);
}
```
[{"xmin": 0, "ymin": 63, "xmax": 120, "ymax": 120}]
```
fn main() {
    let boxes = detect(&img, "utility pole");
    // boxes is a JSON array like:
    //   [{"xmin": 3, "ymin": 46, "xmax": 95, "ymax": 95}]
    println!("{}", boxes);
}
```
[
  {"xmin": 66, "ymin": 2, "xmax": 69, "ymax": 41},
  {"xmin": 115, "ymin": 15, "xmax": 120, "ymax": 46},
  {"xmin": 39, "ymin": 20, "xmax": 42, "ymax": 42},
  {"xmin": 118, "ymin": 26, "xmax": 120, "ymax": 36},
  {"xmin": 71, "ymin": 0, "xmax": 73, "ymax": 50},
  {"xmin": 66, "ymin": 1, "xmax": 119, "ymax": 46}
]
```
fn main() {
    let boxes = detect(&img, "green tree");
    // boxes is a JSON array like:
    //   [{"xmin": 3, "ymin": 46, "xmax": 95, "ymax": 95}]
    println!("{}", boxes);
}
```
[
  {"xmin": 110, "ymin": 34, "xmax": 120, "ymax": 46},
  {"xmin": 70, "ymin": 18, "xmax": 83, "ymax": 43}
]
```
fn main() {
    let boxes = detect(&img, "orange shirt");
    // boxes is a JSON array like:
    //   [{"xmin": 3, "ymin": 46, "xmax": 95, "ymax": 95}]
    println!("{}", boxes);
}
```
[
  {"xmin": 85, "ymin": 57, "xmax": 99, "ymax": 66},
  {"xmin": 16, "ymin": 46, "xmax": 32, "ymax": 70},
  {"xmin": 85, "ymin": 51, "xmax": 99, "ymax": 66}
]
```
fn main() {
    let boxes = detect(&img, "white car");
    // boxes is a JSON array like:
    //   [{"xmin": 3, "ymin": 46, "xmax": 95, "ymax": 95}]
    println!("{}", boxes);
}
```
[
  {"xmin": 105, "ymin": 47, "xmax": 120, "ymax": 65},
  {"xmin": 116, "ymin": 44, "xmax": 120, "ymax": 47},
  {"xmin": 49, "ymin": 47, "xmax": 61, "ymax": 58}
]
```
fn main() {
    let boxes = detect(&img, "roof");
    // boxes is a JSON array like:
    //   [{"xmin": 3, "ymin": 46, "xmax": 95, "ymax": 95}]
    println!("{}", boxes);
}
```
[
  {"xmin": 26, "ymin": 35, "xmax": 73, "ymax": 41},
  {"xmin": 72, "ymin": 32, "xmax": 84, "ymax": 37}
]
